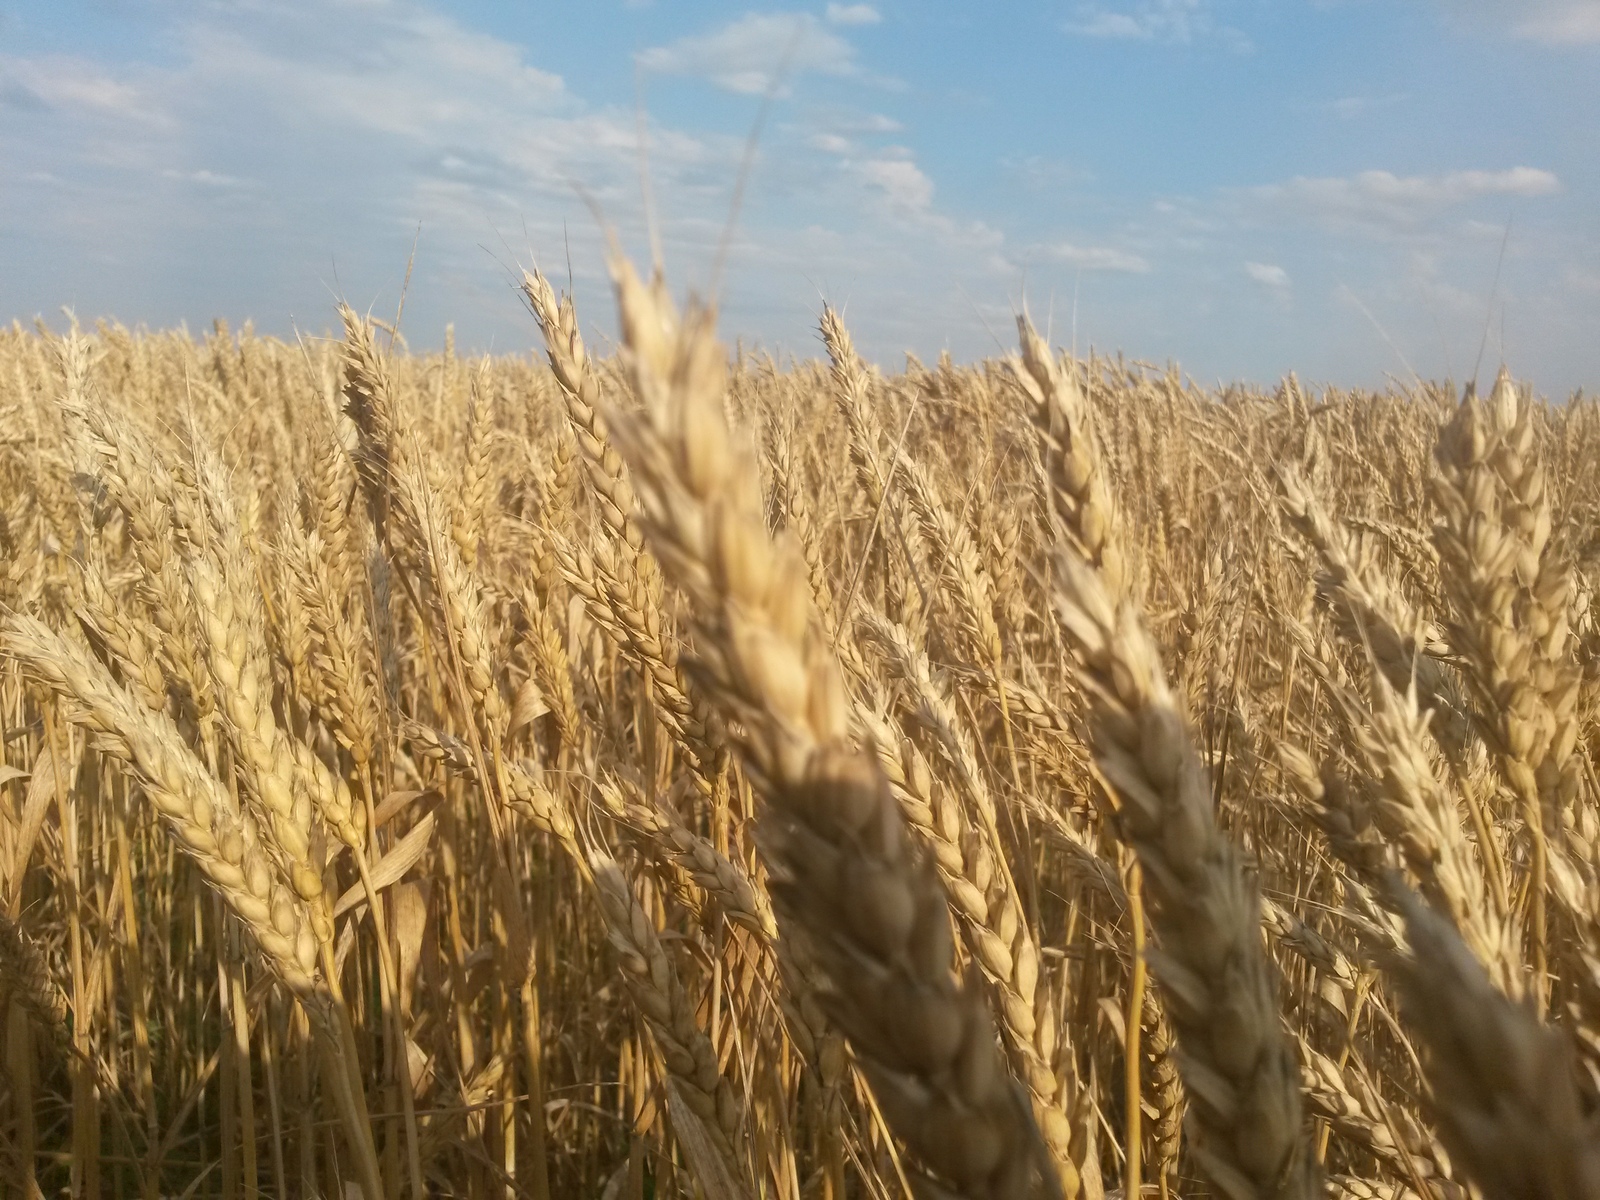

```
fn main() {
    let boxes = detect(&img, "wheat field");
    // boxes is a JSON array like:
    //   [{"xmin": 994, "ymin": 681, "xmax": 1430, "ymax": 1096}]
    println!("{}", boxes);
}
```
[{"xmin": 0, "ymin": 252, "xmax": 1597, "ymax": 1200}]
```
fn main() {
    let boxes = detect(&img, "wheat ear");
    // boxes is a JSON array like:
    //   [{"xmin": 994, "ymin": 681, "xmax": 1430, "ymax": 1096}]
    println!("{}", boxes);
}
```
[
  {"xmin": 1053, "ymin": 551, "xmax": 1315, "ymax": 1200},
  {"xmin": 1432, "ymin": 368, "xmax": 1584, "ymax": 1008},
  {"xmin": 1009, "ymin": 317, "xmax": 1130, "ymax": 602},
  {"xmin": 1391, "ymin": 886, "xmax": 1600, "ymax": 1200},
  {"xmin": 860, "ymin": 610, "xmax": 1083, "ymax": 1186},
  {"xmin": 2, "ymin": 613, "xmax": 384, "ymax": 1200},
  {"xmin": 0, "ymin": 910, "xmax": 68, "ymax": 1033},
  {"xmin": 592, "ymin": 856, "xmax": 754, "ymax": 1200},
  {"xmin": 603, "ymin": 258, "xmax": 1050, "ymax": 1200},
  {"xmin": 1298, "ymin": 1036, "xmax": 1463, "ymax": 1197},
  {"xmin": 1274, "ymin": 461, "xmax": 1471, "ymax": 759}
]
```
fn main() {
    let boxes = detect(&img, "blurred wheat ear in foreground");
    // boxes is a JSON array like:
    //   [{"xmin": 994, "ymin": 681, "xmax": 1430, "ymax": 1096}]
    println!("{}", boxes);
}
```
[{"xmin": 1, "ymin": 276, "xmax": 1598, "ymax": 1200}]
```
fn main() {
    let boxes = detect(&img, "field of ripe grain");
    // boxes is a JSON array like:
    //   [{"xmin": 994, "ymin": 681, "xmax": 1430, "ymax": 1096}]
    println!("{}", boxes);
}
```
[{"xmin": 1, "ymin": 254, "xmax": 1598, "ymax": 1200}]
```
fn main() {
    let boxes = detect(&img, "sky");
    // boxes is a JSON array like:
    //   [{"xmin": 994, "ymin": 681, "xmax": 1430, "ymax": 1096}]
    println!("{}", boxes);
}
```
[{"xmin": 1, "ymin": 0, "xmax": 1596, "ymax": 394}]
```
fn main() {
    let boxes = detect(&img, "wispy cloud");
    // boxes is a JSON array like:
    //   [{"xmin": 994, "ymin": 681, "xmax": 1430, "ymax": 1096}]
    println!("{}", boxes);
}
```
[
  {"xmin": 805, "ymin": 107, "xmax": 902, "ymax": 135},
  {"xmin": 995, "ymin": 160, "xmax": 1075, "ymax": 202},
  {"xmin": 1, "ymin": 0, "xmax": 732, "ymax": 322},
  {"xmin": 637, "ymin": 12, "xmax": 859, "ymax": 95},
  {"xmin": 1245, "ymin": 260, "xmax": 1290, "ymax": 293},
  {"xmin": 1324, "ymin": 91, "xmax": 1409, "ymax": 119},
  {"xmin": 1044, "ymin": 241, "xmax": 1151, "ymax": 273},
  {"xmin": 808, "ymin": 132, "xmax": 855, "ymax": 154},
  {"xmin": 1064, "ymin": 0, "xmax": 1207, "ymax": 40},
  {"xmin": 1441, "ymin": 0, "xmax": 1600, "ymax": 44},
  {"xmin": 161, "ymin": 167, "xmax": 247, "ymax": 188},
  {"xmin": 857, "ymin": 154, "xmax": 935, "ymax": 213},
  {"xmin": 0, "ymin": 54, "xmax": 169, "ymax": 125},
  {"xmin": 176, "ymin": 5, "xmax": 569, "ymax": 142},
  {"xmin": 0, "ymin": 0, "xmax": 1023, "ymax": 365},
  {"xmin": 2, "ymin": 0, "xmax": 1593, "ymax": 391},
  {"xmin": 1242, "ymin": 167, "xmax": 1560, "ymax": 234},
  {"xmin": 825, "ymin": 3, "xmax": 882, "ymax": 26},
  {"xmin": 1509, "ymin": 3, "xmax": 1600, "ymax": 42}
]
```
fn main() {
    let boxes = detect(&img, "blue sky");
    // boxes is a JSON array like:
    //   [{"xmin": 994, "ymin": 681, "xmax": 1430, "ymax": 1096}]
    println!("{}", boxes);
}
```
[{"xmin": 1, "ymin": 0, "xmax": 1596, "ymax": 393}]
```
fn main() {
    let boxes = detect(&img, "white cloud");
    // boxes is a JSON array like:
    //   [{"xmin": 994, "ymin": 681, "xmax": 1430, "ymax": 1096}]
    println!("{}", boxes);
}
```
[
  {"xmin": 1003, "ymin": 155, "xmax": 1089, "ymax": 191},
  {"xmin": 0, "ymin": 0, "xmax": 734, "ymax": 306},
  {"xmin": 1325, "ymin": 92, "xmax": 1409, "ymax": 119},
  {"xmin": 858, "ymin": 155, "xmax": 934, "ymax": 213},
  {"xmin": 637, "ymin": 13, "xmax": 859, "ymax": 95},
  {"xmin": 1063, "ymin": 0, "xmax": 1209, "ymax": 41},
  {"xmin": 13, "ymin": 0, "xmax": 1584, "ymax": 392},
  {"xmin": 808, "ymin": 132, "xmax": 854, "ymax": 154},
  {"xmin": 1512, "ymin": 4, "xmax": 1600, "ymax": 41},
  {"xmin": 1045, "ymin": 242, "xmax": 1151, "ymax": 273},
  {"xmin": 809, "ymin": 108, "xmax": 902, "ymax": 134},
  {"xmin": 1068, "ymin": 12, "xmax": 1146, "ymax": 37},
  {"xmin": 825, "ymin": 3, "xmax": 882, "ymax": 25},
  {"xmin": 162, "ymin": 168, "xmax": 247, "ymax": 188},
  {"xmin": 0, "ymin": 55, "xmax": 168, "ymax": 124},
  {"xmin": 1441, "ymin": 0, "xmax": 1600, "ymax": 44},
  {"xmin": 786, "ymin": 135, "xmax": 1006, "ymax": 252},
  {"xmin": 1245, "ymin": 261, "xmax": 1290, "ymax": 291},
  {"xmin": 853, "ymin": 112, "xmax": 902, "ymax": 132},
  {"xmin": 1245, "ymin": 167, "xmax": 1560, "ymax": 233},
  {"xmin": 0, "ymin": 0, "xmax": 1028, "ymax": 373},
  {"xmin": 178, "ymin": 6, "xmax": 568, "ymax": 142}
]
